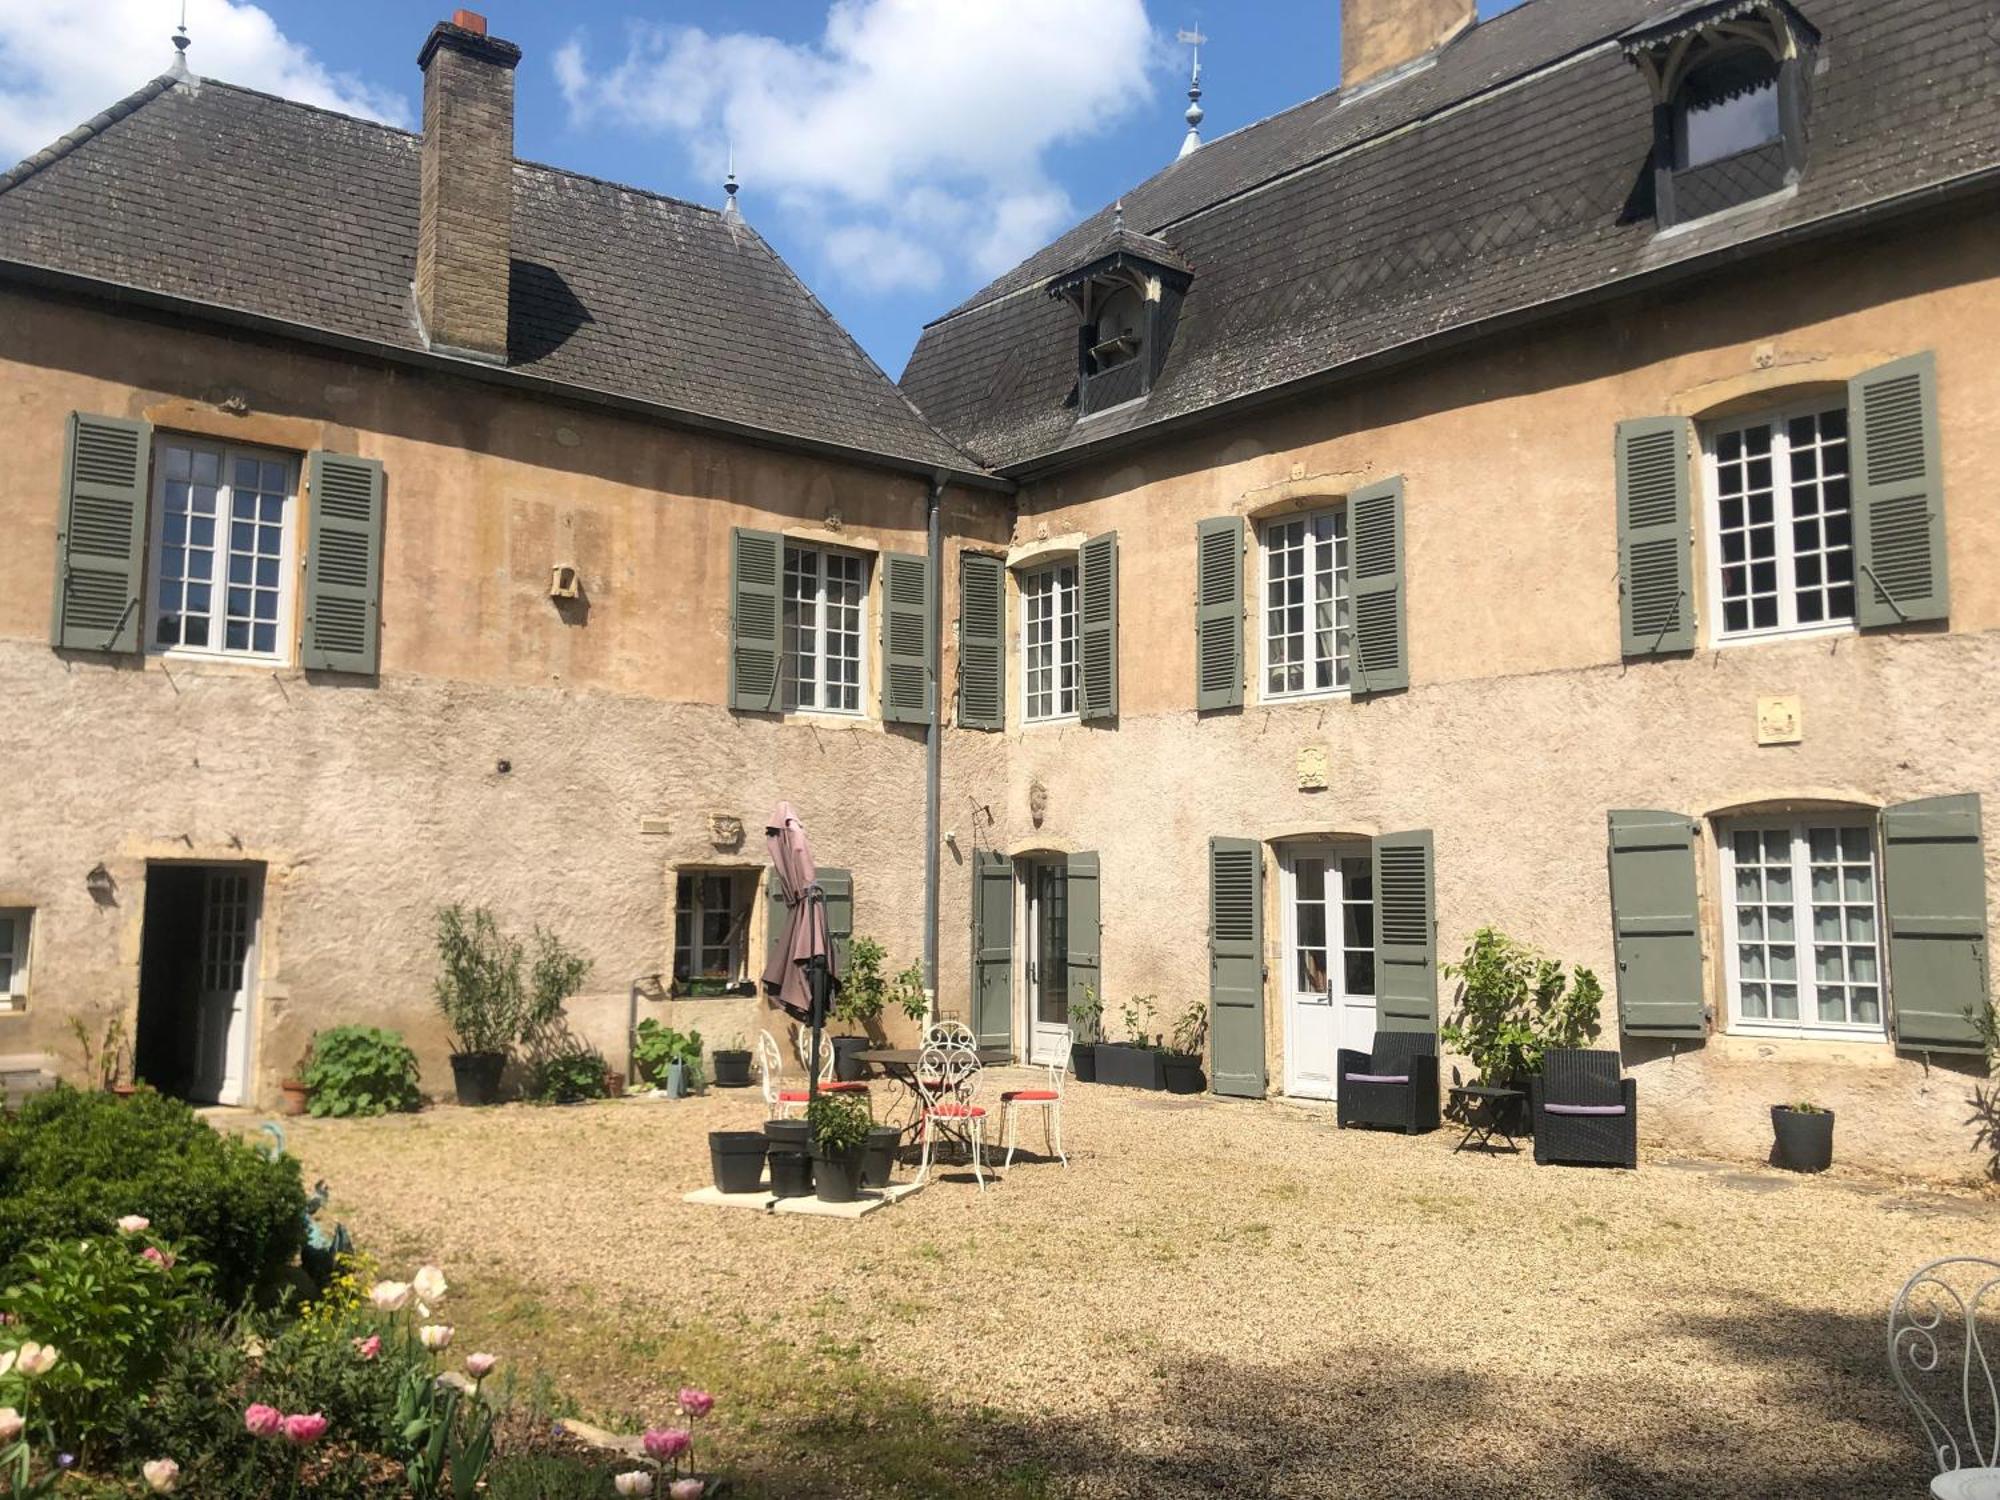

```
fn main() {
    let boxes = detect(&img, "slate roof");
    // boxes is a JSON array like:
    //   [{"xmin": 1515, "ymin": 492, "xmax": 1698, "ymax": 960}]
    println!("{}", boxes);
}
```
[
  {"xmin": 900, "ymin": 0, "xmax": 2000, "ymax": 474},
  {"xmin": 0, "ymin": 75, "xmax": 977, "ymax": 477}
]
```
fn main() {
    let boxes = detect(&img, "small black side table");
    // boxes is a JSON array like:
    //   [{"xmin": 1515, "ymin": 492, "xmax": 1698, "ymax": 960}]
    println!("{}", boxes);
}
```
[{"xmin": 1449, "ymin": 1085, "xmax": 1525, "ymax": 1155}]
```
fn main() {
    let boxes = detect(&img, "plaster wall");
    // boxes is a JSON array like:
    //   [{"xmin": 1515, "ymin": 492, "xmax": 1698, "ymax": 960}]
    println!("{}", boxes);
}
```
[{"xmin": 959, "ymin": 208, "xmax": 2000, "ymax": 1181}]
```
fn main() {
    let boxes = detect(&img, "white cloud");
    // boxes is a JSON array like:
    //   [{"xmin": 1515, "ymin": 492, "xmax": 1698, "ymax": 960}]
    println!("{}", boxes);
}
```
[
  {"xmin": 0, "ymin": 0, "xmax": 410, "ymax": 166},
  {"xmin": 555, "ymin": 0, "xmax": 1157, "ymax": 297}
]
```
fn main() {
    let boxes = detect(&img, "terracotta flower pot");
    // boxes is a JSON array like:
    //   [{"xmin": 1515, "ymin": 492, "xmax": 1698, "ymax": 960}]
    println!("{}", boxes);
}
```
[
  {"xmin": 279, "ymin": 1078, "xmax": 312, "ymax": 1117},
  {"xmin": 603, "ymin": 1070, "xmax": 626, "ymax": 1098}
]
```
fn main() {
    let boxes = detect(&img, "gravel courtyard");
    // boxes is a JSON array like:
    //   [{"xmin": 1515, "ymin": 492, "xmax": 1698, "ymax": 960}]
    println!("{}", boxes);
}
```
[{"xmin": 284, "ymin": 1075, "xmax": 1992, "ymax": 1499}]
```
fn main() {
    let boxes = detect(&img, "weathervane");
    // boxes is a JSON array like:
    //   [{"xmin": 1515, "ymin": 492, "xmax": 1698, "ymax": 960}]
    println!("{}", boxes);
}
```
[
  {"xmin": 169, "ymin": 0, "xmax": 193, "ymax": 78},
  {"xmin": 1177, "ymin": 26, "xmax": 1207, "ymax": 159},
  {"xmin": 722, "ymin": 141, "xmax": 741, "ymax": 219}
]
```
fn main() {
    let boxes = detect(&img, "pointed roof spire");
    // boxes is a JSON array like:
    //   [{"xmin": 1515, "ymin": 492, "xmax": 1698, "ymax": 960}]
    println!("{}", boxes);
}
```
[
  {"xmin": 721, "ymin": 142, "xmax": 741, "ymax": 220},
  {"xmin": 169, "ymin": 0, "xmax": 193, "ymax": 80},
  {"xmin": 1176, "ymin": 26, "xmax": 1207, "ymax": 159},
  {"xmin": 1113, "ymin": 198, "xmax": 1125, "ymax": 234}
]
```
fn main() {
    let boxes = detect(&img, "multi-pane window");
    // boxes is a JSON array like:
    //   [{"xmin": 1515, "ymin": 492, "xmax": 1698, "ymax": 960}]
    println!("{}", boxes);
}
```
[
  {"xmin": 674, "ymin": 873, "xmax": 749, "ymax": 987},
  {"xmin": 1722, "ymin": 821, "xmax": 1885, "ymax": 1037},
  {"xmin": 1707, "ymin": 406, "xmax": 1854, "ymax": 640},
  {"xmin": 150, "ymin": 440, "xmax": 296, "ymax": 661},
  {"xmin": 1022, "ymin": 562, "xmax": 1079, "ymax": 723},
  {"xmin": 1262, "ymin": 508, "xmax": 1351, "ymax": 698},
  {"xmin": 781, "ymin": 545, "xmax": 866, "ymax": 714},
  {"xmin": 1292, "ymin": 852, "xmax": 1375, "ymax": 998},
  {"xmin": 0, "ymin": 909, "xmax": 31, "ymax": 1004}
]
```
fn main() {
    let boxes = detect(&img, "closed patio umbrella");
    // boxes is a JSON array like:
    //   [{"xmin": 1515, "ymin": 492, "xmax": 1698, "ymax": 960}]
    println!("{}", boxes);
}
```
[{"xmin": 762, "ymin": 802, "xmax": 840, "ymax": 1102}]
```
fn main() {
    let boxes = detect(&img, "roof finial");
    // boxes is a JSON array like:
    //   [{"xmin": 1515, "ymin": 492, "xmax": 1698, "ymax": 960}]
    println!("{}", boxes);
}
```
[
  {"xmin": 169, "ymin": 0, "xmax": 192, "ymax": 79},
  {"xmin": 1113, "ymin": 198, "xmax": 1125, "ymax": 234},
  {"xmin": 721, "ymin": 141, "xmax": 741, "ymax": 220},
  {"xmin": 1177, "ymin": 27, "xmax": 1207, "ymax": 159}
]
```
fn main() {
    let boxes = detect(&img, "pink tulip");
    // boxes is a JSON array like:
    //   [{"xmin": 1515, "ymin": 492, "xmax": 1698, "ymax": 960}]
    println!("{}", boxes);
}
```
[
  {"xmin": 0, "ymin": 1408, "xmax": 22, "ymax": 1443},
  {"xmin": 418, "ymin": 1324, "xmax": 453, "ymax": 1351},
  {"xmin": 465, "ymin": 1352, "xmax": 497, "ymax": 1379},
  {"xmin": 242, "ymin": 1403, "xmax": 282, "ymax": 1438},
  {"xmin": 352, "ymin": 1334, "xmax": 381, "ymax": 1361},
  {"xmin": 613, "ymin": 1475, "xmax": 654, "ymax": 1498},
  {"xmin": 280, "ymin": 1412, "xmax": 328, "ymax": 1446},
  {"xmin": 642, "ymin": 1428, "xmax": 691, "ymax": 1461},
  {"xmin": 116, "ymin": 1215, "xmax": 151, "ymax": 1235},
  {"xmin": 142, "ymin": 1245, "xmax": 175, "ymax": 1268},
  {"xmin": 677, "ymin": 1388, "xmax": 714, "ymax": 1419},
  {"xmin": 670, "ymin": 1481, "xmax": 704, "ymax": 1500}
]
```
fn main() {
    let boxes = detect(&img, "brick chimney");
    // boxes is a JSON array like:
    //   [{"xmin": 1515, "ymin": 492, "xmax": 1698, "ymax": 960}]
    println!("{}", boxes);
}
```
[
  {"xmin": 1341, "ymin": 0, "xmax": 1476, "ymax": 92},
  {"xmin": 414, "ymin": 9, "xmax": 520, "ymax": 362}
]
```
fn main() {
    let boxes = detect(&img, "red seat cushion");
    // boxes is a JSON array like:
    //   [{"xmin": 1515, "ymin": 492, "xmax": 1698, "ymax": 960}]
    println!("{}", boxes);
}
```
[
  {"xmin": 927, "ymin": 1104, "xmax": 986, "ymax": 1118},
  {"xmin": 819, "ymin": 1081, "xmax": 871, "ymax": 1093},
  {"xmin": 1001, "ymin": 1089, "xmax": 1060, "ymax": 1102},
  {"xmin": 777, "ymin": 1090, "xmax": 811, "ymax": 1102}
]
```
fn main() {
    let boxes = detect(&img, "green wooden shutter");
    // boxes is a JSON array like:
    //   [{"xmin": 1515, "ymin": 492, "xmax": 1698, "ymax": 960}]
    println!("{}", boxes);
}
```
[
  {"xmin": 1079, "ymin": 530, "xmax": 1119, "ymax": 721},
  {"xmin": 1851, "ymin": 352, "xmax": 1947, "ymax": 627},
  {"xmin": 1372, "ymin": 830, "xmax": 1436, "ymax": 1031},
  {"xmin": 1606, "ymin": 810, "xmax": 1706, "ymax": 1040},
  {"xmin": 819, "ymin": 867, "xmax": 854, "ymax": 975},
  {"xmin": 1884, "ymin": 794, "xmax": 1987, "ymax": 1053},
  {"xmin": 1066, "ymin": 852, "xmax": 1101, "ymax": 1023},
  {"xmin": 957, "ymin": 551, "xmax": 1005, "ymax": 731},
  {"xmin": 1615, "ymin": 416, "xmax": 1695, "ymax": 655},
  {"xmin": 766, "ymin": 873, "xmax": 789, "ymax": 971},
  {"xmin": 881, "ymin": 550, "xmax": 933, "ymax": 725},
  {"xmin": 1195, "ymin": 516, "xmax": 1244, "ymax": 711},
  {"xmin": 729, "ymin": 528, "xmax": 782, "ymax": 712},
  {"xmin": 1208, "ymin": 837, "xmax": 1266, "ymax": 1097},
  {"xmin": 303, "ymin": 451, "xmax": 385, "ymax": 675},
  {"xmin": 971, "ymin": 850, "xmax": 1014, "ymax": 1051},
  {"xmin": 1349, "ymin": 477, "xmax": 1408, "ymax": 694},
  {"xmin": 52, "ymin": 412, "xmax": 150, "ymax": 653}
]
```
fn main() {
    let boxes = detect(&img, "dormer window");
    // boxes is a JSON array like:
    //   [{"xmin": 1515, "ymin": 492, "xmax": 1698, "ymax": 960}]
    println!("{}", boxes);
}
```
[
  {"xmin": 1048, "ymin": 212, "xmax": 1192, "ymax": 418},
  {"xmin": 1624, "ymin": 0, "xmax": 1819, "ymax": 230}
]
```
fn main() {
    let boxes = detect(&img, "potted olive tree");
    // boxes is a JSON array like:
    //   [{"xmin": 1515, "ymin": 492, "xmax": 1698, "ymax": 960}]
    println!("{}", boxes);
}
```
[
  {"xmin": 1070, "ymin": 987, "xmax": 1102, "ymax": 1083},
  {"xmin": 1771, "ymin": 1100, "xmax": 1835, "ymax": 1172},
  {"xmin": 808, "ymin": 1092, "xmax": 874, "ymax": 1204},
  {"xmin": 1161, "ymin": 999, "xmax": 1208, "ymax": 1095},
  {"xmin": 434, "ymin": 905, "xmax": 528, "ymax": 1106},
  {"xmin": 1441, "ymin": 927, "xmax": 1602, "ymax": 1134},
  {"xmin": 829, "ymin": 937, "xmax": 927, "ymax": 1080}
]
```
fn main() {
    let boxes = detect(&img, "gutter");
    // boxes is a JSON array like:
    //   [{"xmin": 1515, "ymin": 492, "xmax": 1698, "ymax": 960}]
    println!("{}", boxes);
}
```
[
  {"xmin": 0, "ymin": 258, "xmax": 1011, "ymax": 493},
  {"xmin": 921, "ymin": 471, "xmax": 946, "ymax": 1019},
  {"xmin": 996, "ymin": 165, "xmax": 2000, "ymax": 484}
]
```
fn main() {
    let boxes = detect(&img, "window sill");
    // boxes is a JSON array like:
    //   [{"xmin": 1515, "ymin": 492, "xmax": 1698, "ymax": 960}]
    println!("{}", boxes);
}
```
[
  {"xmin": 1259, "ymin": 687, "xmax": 1354, "ymax": 708},
  {"xmin": 1709, "ymin": 621, "xmax": 1854, "ymax": 651},
  {"xmin": 1021, "ymin": 715, "xmax": 1081, "ymax": 732},
  {"xmin": 149, "ymin": 649, "xmax": 295, "ymax": 673},
  {"xmin": 1655, "ymin": 181, "xmax": 1798, "ymax": 240},
  {"xmin": 1725, "ymin": 1023, "xmax": 1890, "ymax": 1047}
]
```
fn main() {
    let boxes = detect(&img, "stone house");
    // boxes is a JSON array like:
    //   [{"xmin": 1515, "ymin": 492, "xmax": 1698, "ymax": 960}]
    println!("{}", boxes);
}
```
[{"xmin": 4, "ymin": 0, "xmax": 1999, "ymax": 1178}]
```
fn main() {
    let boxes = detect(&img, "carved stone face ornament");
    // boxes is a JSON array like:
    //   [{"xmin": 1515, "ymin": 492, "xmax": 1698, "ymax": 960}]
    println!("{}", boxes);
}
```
[{"xmin": 1029, "ymin": 779, "xmax": 1049, "ymax": 829}]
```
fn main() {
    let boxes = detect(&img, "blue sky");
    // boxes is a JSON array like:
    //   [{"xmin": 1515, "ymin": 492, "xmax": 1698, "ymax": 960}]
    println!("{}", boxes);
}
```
[{"xmin": 1, "ymin": 0, "xmax": 1525, "ymax": 376}]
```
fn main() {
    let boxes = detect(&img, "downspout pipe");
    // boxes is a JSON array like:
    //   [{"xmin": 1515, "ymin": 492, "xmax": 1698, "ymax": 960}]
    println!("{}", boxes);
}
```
[{"xmin": 923, "ymin": 471, "xmax": 947, "ymax": 1019}]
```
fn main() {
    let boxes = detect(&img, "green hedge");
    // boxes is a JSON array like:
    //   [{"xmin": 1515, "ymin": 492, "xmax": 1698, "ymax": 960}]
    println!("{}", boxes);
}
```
[{"xmin": 0, "ymin": 1086, "xmax": 306, "ymax": 1306}]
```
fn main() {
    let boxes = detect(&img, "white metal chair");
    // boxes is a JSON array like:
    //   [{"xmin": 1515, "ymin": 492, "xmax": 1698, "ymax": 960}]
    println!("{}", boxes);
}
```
[
  {"xmin": 1001, "ymin": 1032, "xmax": 1070, "ymax": 1168},
  {"xmin": 793, "ymin": 1021, "xmax": 870, "ymax": 1097},
  {"xmin": 913, "ymin": 1043, "xmax": 988, "ymax": 1192},
  {"xmin": 756, "ymin": 1029, "xmax": 812, "ymax": 1120},
  {"xmin": 924, "ymin": 1020, "xmax": 977, "ymax": 1050},
  {"xmin": 1888, "ymin": 1256, "xmax": 2000, "ymax": 1492}
]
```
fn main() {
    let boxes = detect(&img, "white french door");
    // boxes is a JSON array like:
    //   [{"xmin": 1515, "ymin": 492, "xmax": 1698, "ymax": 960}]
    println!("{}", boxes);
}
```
[
  {"xmin": 192, "ymin": 868, "xmax": 260, "ymax": 1106},
  {"xmin": 1024, "ymin": 860, "xmax": 1071, "ymax": 1066},
  {"xmin": 1279, "ymin": 843, "xmax": 1377, "ymax": 1100}
]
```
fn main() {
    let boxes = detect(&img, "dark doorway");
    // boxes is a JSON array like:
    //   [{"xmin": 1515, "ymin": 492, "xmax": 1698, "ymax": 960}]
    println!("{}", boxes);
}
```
[{"xmin": 136, "ymin": 863, "xmax": 262, "ymax": 1105}]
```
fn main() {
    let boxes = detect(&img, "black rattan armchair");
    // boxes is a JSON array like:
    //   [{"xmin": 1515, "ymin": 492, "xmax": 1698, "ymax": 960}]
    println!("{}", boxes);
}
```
[
  {"xmin": 1335, "ymin": 1031, "xmax": 1440, "ymax": 1134},
  {"xmin": 1529, "ymin": 1048, "xmax": 1637, "ymax": 1168}
]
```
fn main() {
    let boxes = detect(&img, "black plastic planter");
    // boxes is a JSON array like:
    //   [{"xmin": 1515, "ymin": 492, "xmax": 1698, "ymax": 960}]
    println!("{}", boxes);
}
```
[
  {"xmin": 1161, "ymin": 1055, "xmax": 1205, "ymax": 1095},
  {"xmin": 710, "ymin": 1050, "xmax": 753, "ymax": 1089},
  {"xmin": 861, "ymin": 1125, "xmax": 903, "ymax": 1189},
  {"xmin": 1772, "ymin": 1106, "xmax": 1835, "ymax": 1172},
  {"xmin": 812, "ymin": 1144, "xmax": 868, "ymax": 1203},
  {"xmin": 1096, "ymin": 1043, "xmax": 1166, "ymax": 1090},
  {"xmin": 831, "ymin": 1034, "xmax": 872, "ymax": 1082},
  {"xmin": 449, "ymin": 1051, "xmax": 506, "ymax": 1106},
  {"xmin": 708, "ymin": 1131, "xmax": 768, "ymax": 1194},
  {"xmin": 764, "ymin": 1119, "xmax": 813, "ymax": 1197},
  {"xmin": 1071, "ymin": 1043, "xmax": 1098, "ymax": 1084}
]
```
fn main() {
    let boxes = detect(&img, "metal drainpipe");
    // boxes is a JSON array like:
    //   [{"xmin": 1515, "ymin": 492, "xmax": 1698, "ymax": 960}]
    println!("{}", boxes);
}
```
[{"xmin": 923, "ymin": 471, "xmax": 946, "ymax": 1019}]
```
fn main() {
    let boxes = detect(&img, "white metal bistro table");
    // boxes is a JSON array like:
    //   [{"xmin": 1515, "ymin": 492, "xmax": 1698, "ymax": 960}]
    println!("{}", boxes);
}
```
[{"xmin": 1935, "ymin": 1469, "xmax": 2000, "ymax": 1499}]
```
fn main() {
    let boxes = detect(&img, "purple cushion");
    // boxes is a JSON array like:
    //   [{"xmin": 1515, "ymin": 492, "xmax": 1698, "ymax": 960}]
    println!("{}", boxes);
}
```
[
  {"xmin": 1544, "ymin": 1103, "xmax": 1626, "ymax": 1117},
  {"xmin": 1344, "ymin": 1073, "xmax": 1410, "ymax": 1085}
]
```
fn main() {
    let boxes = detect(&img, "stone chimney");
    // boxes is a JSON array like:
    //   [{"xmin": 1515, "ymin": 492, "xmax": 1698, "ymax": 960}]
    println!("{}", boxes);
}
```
[
  {"xmin": 1341, "ymin": 0, "xmax": 1476, "ymax": 93},
  {"xmin": 414, "ymin": 9, "xmax": 520, "ymax": 362}
]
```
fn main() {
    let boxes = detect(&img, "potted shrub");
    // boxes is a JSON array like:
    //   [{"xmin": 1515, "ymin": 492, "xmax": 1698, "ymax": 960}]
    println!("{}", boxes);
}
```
[
  {"xmin": 1162, "ymin": 999, "xmax": 1208, "ymax": 1095},
  {"xmin": 633, "ymin": 1019, "xmax": 704, "ymax": 1097},
  {"xmin": 528, "ymin": 1045, "xmax": 610, "ymax": 1104},
  {"xmin": 1095, "ymin": 995, "xmax": 1166, "ymax": 1090},
  {"xmin": 1441, "ymin": 927, "xmax": 1603, "ymax": 1134},
  {"xmin": 764, "ymin": 1118, "xmax": 814, "ymax": 1197},
  {"xmin": 708, "ymin": 1128, "xmax": 769, "ymax": 1194},
  {"xmin": 1772, "ymin": 1100, "xmax": 1835, "ymax": 1172},
  {"xmin": 302, "ymin": 1025, "xmax": 422, "ymax": 1116},
  {"xmin": 710, "ymin": 1033, "xmax": 754, "ymax": 1088},
  {"xmin": 433, "ymin": 905, "xmax": 529, "ymax": 1106},
  {"xmin": 1070, "ymin": 986, "xmax": 1103, "ymax": 1084},
  {"xmin": 808, "ymin": 1092, "xmax": 874, "ymax": 1204}
]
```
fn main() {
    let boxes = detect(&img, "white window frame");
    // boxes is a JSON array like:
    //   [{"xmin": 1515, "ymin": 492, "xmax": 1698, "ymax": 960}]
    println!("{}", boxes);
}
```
[
  {"xmin": 780, "ymin": 544, "xmax": 868, "ymax": 716},
  {"xmin": 1259, "ymin": 505, "xmax": 1353, "ymax": 702},
  {"xmin": 0, "ymin": 908, "xmax": 30, "ymax": 1007},
  {"xmin": 1702, "ymin": 400, "xmax": 1856, "ymax": 646},
  {"xmin": 1718, "ymin": 817, "xmax": 1890, "ymax": 1043},
  {"xmin": 1020, "ymin": 559, "xmax": 1080, "ymax": 725},
  {"xmin": 146, "ymin": 436, "xmax": 300, "ymax": 665},
  {"xmin": 674, "ymin": 872, "xmax": 750, "ymax": 987}
]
